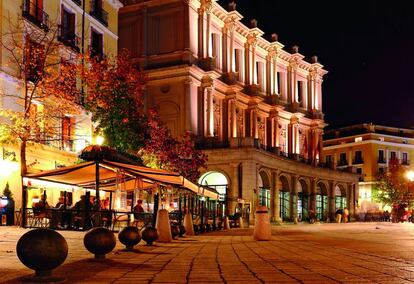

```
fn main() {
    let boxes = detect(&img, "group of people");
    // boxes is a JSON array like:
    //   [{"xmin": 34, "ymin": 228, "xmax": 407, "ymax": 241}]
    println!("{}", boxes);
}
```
[{"xmin": 335, "ymin": 207, "xmax": 350, "ymax": 223}]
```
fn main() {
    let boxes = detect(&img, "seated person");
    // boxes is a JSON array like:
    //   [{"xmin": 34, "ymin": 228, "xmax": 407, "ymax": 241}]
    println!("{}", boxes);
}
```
[
  {"xmin": 32, "ymin": 195, "xmax": 50, "ymax": 215},
  {"xmin": 133, "ymin": 199, "xmax": 145, "ymax": 213}
]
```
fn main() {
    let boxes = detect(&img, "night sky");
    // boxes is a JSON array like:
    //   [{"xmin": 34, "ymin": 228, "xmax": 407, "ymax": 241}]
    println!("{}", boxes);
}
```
[{"xmin": 218, "ymin": 0, "xmax": 414, "ymax": 129}]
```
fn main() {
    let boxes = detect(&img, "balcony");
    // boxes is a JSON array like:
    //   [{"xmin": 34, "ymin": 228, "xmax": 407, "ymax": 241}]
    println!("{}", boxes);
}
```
[
  {"xmin": 402, "ymin": 160, "xmax": 410, "ymax": 166},
  {"xmin": 58, "ymin": 25, "xmax": 80, "ymax": 52},
  {"xmin": 378, "ymin": 158, "xmax": 386, "ymax": 164},
  {"xmin": 90, "ymin": 1, "xmax": 108, "ymax": 27},
  {"xmin": 353, "ymin": 158, "xmax": 364, "ymax": 165},
  {"xmin": 22, "ymin": 0, "xmax": 49, "ymax": 31},
  {"xmin": 337, "ymin": 160, "xmax": 348, "ymax": 167}
]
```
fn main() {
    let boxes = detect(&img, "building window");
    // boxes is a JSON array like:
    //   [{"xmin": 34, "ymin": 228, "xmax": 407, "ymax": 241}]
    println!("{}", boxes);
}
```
[
  {"xmin": 355, "ymin": 136, "xmax": 362, "ymax": 142},
  {"xmin": 59, "ymin": 7, "xmax": 79, "ymax": 52},
  {"xmin": 259, "ymin": 188, "xmax": 270, "ymax": 208},
  {"xmin": 22, "ymin": 0, "xmax": 49, "ymax": 30},
  {"xmin": 338, "ymin": 152, "xmax": 347, "ymax": 166},
  {"xmin": 297, "ymin": 81, "xmax": 302, "ymax": 105},
  {"xmin": 90, "ymin": 0, "xmax": 108, "ymax": 26},
  {"xmin": 25, "ymin": 39, "xmax": 44, "ymax": 82},
  {"xmin": 378, "ymin": 149, "xmax": 385, "ymax": 163},
  {"xmin": 354, "ymin": 150, "xmax": 363, "ymax": 164},
  {"xmin": 276, "ymin": 72, "xmax": 281, "ymax": 95},
  {"xmin": 378, "ymin": 167, "xmax": 384, "ymax": 175},
  {"xmin": 402, "ymin": 152, "xmax": 409, "ymax": 165},
  {"xmin": 90, "ymin": 29, "xmax": 103, "ymax": 58},
  {"xmin": 356, "ymin": 168, "xmax": 363, "ymax": 181},
  {"xmin": 62, "ymin": 116, "xmax": 75, "ymax": 151},
  {"xmin": 390, "ymin": 151, "xmax": 397, "ymax": 162}
]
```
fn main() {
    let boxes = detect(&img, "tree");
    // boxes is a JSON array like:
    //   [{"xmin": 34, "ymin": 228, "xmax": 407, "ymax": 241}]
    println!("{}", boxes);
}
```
[
  {"xmin": 140, "ymin": 108, "xmax": 207, "ymax": 182},
  {"xmin": 82, "ymin": 51, "xmax": 147, "ymax": 155},
  {"xmin": 2, "ymin": 182, "xmax": 13, "ymax": 201},
  {"xmin": 82, "ymin": 52, "xmax": 207, "ymax": 181},
  {"xmin": 0, "ymin": 15, "xmax": 82, "ymax": 176},
  {"xmin": 373, "ymin": 159, "xmax": 413, "ymax": 207}
]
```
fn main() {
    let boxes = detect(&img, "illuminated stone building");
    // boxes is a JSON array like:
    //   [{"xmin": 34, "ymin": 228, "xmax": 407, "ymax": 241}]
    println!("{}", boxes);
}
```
[
  {"xmin": 119, "ymin": 0, "xmax": 359, "ymax": 222},
  {"xmin": 0, "ymin": 0, "xmax": 123, "ymax": 210},
  {"xmin": 323, "ymin": 123, "xmax": 414, "ymax": 210}
]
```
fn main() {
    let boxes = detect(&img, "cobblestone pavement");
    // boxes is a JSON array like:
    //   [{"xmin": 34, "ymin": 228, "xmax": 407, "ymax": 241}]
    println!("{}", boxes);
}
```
[{"xmin": 2, "ymin": 222, "xmax": 414, "ymax": 283}]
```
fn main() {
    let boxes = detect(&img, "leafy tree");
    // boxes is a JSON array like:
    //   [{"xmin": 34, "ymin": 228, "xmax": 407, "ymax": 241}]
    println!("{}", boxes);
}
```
[
  {"xmin": 82, "ymin": 51, "xmax": 147, "ymax": 154},
  {"xmin": 2, "ymin": 182, "xmax": 13, "ymax": 201},
  {"xmin": 140, "ymin": 108, "xmax": 207, "ymax": 182},
  {"xmin": 373, "ymin": 159, "xmax": 413, "ymax": 207},
  {"xmin": 0, "ymin": 16, "xmax": 82, "ymax": 176}
]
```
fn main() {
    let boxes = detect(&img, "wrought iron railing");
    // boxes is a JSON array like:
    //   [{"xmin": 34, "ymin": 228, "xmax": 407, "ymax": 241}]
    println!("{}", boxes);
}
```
[
  {"xmin": 58, "ymin": 25, "xmax": 80, "ymax": 52},
  {"xmin": 22, "ymin": 0, "xmax": 49, "ymax": 31}
]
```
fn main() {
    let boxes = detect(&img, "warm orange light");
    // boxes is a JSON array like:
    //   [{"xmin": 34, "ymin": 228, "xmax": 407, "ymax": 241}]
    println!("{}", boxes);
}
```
[{"xmin": 406, "ymin": 171, "xmax": 414, "ymax": 181}]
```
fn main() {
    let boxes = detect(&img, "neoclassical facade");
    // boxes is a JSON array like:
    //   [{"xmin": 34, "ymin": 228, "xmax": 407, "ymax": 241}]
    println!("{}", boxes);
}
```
[{"xmin": 119, "ymin": 0, "xmax": 359, "ymax": 222}]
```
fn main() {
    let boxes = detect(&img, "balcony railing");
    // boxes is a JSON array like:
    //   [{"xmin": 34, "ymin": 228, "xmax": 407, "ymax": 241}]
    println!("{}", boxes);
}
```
[
  {"xmin": 90, "ymin": 0, "xmax": 108, "ymax": 26},
  {"xmin": 22, "ymin": 0, "xmax": 49, "ymax": 31},
  {"xmin": 353, "ymin": 158, "xmax": 364, "ymax": 164},
  {"xmin": 378, "ymin": 158, "xmax": 386, "ymax": 164},
  {"xmin": 58, "ymin": 25, "xmax": 80, "ymax": 52},
  {"xmin": 337, "ymin": 160, "xmax": 348, "ymax": 167},
  {"xmin": 402, "ymin": 160, "xmax": 410, "ymax": 166}
]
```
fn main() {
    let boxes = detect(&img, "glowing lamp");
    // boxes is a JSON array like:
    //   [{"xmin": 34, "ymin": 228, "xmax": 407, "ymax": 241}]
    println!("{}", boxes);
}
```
[
  {"xmin": 96, "ymin": 136, "xmax": 104, "ymax": 146},
  {"xmin": 0, "ymin": 197, "xmax": 8, "ymax": 206},
  {"xmin": 407, "ymin": 171, "xmax": 414, "ymax": 181}
]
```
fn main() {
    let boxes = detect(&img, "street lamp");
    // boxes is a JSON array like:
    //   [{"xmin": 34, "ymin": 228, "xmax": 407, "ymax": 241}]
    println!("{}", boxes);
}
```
[{"xmin": 96, "ymin": 136, "xmax": 104, "ymax": 146}]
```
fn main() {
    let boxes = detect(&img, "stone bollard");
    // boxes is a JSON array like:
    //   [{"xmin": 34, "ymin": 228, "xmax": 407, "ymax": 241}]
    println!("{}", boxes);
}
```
[
  {"xmin": 16, "ymin": 228, "xmax": 68, "ymax": 282},
  {"xmin": 238, "ymin": 216, "xmax": 244, "ymax": 228},
  {"xmin": 223, "ymin": 216, "xmax": 230, "ymax": 230},
  {"xmin": 183, "ymin": 213, "xmax": 195, "ymax": 236},
  {"xmin": 253, "ymin": 206, "xmax": 272, "ymax": 241},
  {"xmin": 156, "ymin": 209, "xmax": 172, "ymax": 242}
]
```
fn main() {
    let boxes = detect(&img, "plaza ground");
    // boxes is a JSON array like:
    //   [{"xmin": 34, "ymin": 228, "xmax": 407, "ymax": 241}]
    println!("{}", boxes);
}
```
[{"xmin": 2, "ymin": 223, "xmax": 414, "ymax": 283}]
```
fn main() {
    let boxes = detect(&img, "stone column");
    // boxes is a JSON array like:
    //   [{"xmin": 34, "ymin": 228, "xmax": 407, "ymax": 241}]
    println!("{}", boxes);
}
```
[
  {"xmin": 272, "ymin": 171, "xmax": 281, "ymax": 223},
  {"xmin": 197, "ymin": 8, "xmax": 204, "ymax": 59},
  {"xmin": 228, "ymin": 163, "xmax": 239, "ymax": 215},
  {"xmin": 184, "ymin": 78, "xmax": 193, "ymax": 131},
  {"xmin": 290, "ymin": 175, "xmax": 299, "ymax": 223},
  {"xmin": 228, "ymin": 98, "xmax": 237, "ymax": 138},
  {"xmin": 205, "ymin": 3, "xmax": 212, "ymax": 58},
  {"xmin": 205, "ymin": 87, "xmax": 214, "ymax": 137},
  {"xmin": 328, "ymin": 181, "xmax": 335, "ymax": 222},
  {"xmin": 309, "ymin": 178, "xmax": 316, "ymax": 212},
  {"xmin": 347, "ymin": 183, "xmax": 354, "ymax": 218}
]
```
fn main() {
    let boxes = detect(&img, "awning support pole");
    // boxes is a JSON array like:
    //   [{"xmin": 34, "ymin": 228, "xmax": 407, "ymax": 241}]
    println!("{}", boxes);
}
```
[{"xmin": 95, "ymin": 161, "xmax": 100, "ymax": 207}]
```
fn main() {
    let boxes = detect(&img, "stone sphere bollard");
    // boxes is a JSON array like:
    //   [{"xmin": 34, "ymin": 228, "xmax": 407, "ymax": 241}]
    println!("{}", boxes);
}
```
[
  {"xmin": 179, "ymin": 224, "xmax": 186, "ymax": 237},
  {"xmin": 84, "ymin": 227, "xmax": 116, "ymax": 259},
  {"xmin": 141, "ymin": 226, "xmax": 158, "ymax": 245},
  {"xmin": 171, "ymin": 225, "xmax": 180, "ymax": 239},
  {"xmin": 118, "ymin": 226, "xmax": 141, "ymax": 251},
  {"xmin": 253, "ymin": 206, "xmax": 272, "ymax": 241},
  {"xmin": 16, "ymin": 228, "xmax": 68, "ymax": 281}
]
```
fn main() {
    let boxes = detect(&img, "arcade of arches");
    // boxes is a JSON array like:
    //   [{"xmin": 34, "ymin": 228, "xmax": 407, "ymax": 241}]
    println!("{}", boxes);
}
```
[{"xmin": 200, "ymin": 147, "xmax": 359, "ymax": 223}]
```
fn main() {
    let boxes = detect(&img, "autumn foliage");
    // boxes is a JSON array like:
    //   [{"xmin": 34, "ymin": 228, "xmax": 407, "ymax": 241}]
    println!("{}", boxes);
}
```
[{"xmin": 140, "ymin": 108, "xmax": 207, "ymax": 182}]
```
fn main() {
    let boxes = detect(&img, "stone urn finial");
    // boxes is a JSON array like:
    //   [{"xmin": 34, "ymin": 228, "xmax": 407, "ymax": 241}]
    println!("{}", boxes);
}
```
[
  {"xmin": 249, "ymin": 19, "xmax": 258, "ymax": 28},
  {"xmin": 270, "ymin": 33, "xmax": 278, "ymax": 42},
  {"xmin": 228, "ymin": 1, "xmax": 236, "ymax": 11},
  {"xmin": 291, "ymin": 45, "xmax": 299, "ymax": 54},
  {"xmin": 311, "ymin": 55, "xmax": 318, "ymax": 63}
]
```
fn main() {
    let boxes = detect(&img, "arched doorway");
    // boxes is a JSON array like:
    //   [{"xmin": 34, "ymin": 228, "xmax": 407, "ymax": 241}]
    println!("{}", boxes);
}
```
[
  {"xmin": 279, "ymin": 175, "xmax": 290, "ymax": 221},
  {"xmin": 258, "ymin": 171, "xmax": 271, "ymax": 208},
  {"xmin": 199, "ymin": 171, "xmax": 228, "ymax": 201},
  {"xmin": 199, "ymin": 171, "xmax": 229, "ymax": 218},
  {"xmin": 316, "ymin": 181, "xmax": 328, "ymax": 221},
  {"xmin": 297, "ymin": 179, "xmax": 309, "ymax": 222},
  {"xmin": 335, "ymin": 184, "xmax": 347, "ymax": 210}
]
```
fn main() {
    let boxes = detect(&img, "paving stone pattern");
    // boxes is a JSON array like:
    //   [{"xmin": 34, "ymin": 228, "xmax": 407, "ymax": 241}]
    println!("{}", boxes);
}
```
[{"xmin": 2, "ymin": 223, "xmax": 414, "ymax": 283}]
